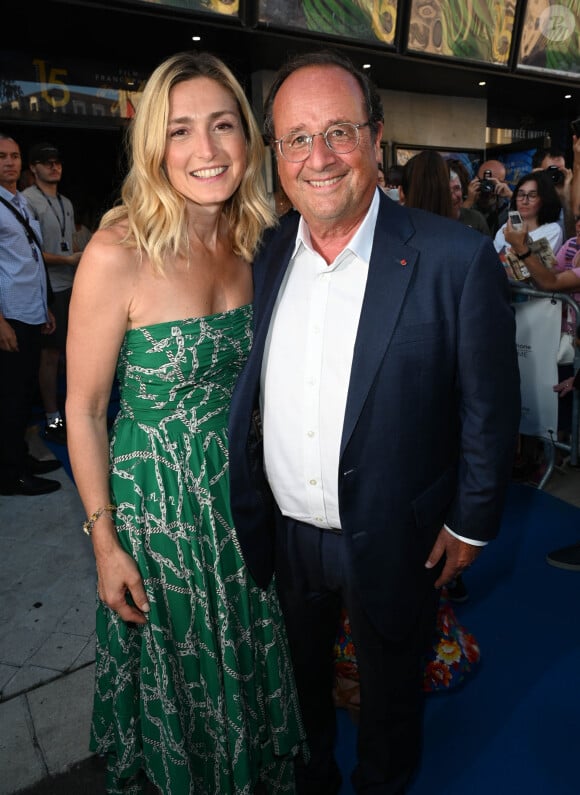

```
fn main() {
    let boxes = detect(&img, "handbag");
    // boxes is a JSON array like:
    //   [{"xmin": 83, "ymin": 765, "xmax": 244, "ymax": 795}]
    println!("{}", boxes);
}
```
[
  {"xmin": 558, "ymin": 332, "xmax": 575, "ymax": 365},
  {"xmin": 333, "ymin": 593, "xmax": 481, "ymax": 707},
  {"xmin": 558, "ymin": 306, "xmax": 576, "ymax": 365}
]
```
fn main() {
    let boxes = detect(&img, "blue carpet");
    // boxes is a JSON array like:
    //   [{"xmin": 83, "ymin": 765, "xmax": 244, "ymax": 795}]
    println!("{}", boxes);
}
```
[
  {"xmin": 38, "ymin": 389, "xmax": 580, "ymax": 794},
  {"xmin": 335, "ymin": 483, "xmax": 580, "ymax": 794}
]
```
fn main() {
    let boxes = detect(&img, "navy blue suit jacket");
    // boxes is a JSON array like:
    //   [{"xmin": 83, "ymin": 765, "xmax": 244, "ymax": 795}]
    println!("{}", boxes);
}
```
[{"xmin": 228, "ymin": 192, "xmax": 520, "ymax": 638}]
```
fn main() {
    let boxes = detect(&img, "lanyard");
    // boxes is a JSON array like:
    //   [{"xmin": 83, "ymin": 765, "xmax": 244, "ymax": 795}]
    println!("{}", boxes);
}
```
[{"xmin": 35, "ymin": 184, "xmax": 67, "ymax": 242}]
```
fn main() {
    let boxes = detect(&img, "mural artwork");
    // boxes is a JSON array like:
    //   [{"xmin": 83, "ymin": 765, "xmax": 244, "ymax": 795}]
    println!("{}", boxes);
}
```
[
  {"xmin": 131, "ymin": 0, "xmax": 238, "ymax": 14},
  {"xmin": 517, "ymin": 0, "xmax": 580, "ymax": 78},
  {"xmin": 407, "ymin": 0, "xmax": 516, "ymax": 66},
  {"xmin": 259, "ymin": 0, "xmax": 398, "ymax": 46}
]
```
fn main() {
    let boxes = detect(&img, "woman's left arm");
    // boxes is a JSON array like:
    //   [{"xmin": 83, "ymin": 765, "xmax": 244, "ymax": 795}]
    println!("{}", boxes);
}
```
[{"xmin": 504, "ymin": 222, "xmax": 576, "ymax": 291}]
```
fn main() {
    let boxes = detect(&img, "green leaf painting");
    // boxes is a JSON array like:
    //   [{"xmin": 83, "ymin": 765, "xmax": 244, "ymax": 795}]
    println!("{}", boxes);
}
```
[
  {"xmin": 259, "ymin": 0, "xmax": 398, "ymax": 45},
  {"xmin": 407, "ymin": 0, "xmax": 516, "ymax": 66}
]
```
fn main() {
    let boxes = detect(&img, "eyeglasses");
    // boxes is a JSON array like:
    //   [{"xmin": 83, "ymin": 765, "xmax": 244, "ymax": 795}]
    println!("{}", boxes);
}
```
[
  {"xmin": 515, "ymin": 190, "xmax": 539, "ymax": 202},
  {"xmin": 273, "ymin": 122, "xmax": 370, "ymax": 163}
]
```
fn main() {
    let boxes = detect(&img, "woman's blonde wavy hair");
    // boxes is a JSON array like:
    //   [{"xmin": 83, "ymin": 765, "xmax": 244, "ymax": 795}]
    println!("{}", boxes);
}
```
[{"xmin": 100, "ymin": 51, "xmax": 275, "ymax": 271}]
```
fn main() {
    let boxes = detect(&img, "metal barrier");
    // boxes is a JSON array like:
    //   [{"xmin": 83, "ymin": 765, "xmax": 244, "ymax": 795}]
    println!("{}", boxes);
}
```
[{"xmin": 510, "ymin": 284, "xmax": 580, "ymax": 489}]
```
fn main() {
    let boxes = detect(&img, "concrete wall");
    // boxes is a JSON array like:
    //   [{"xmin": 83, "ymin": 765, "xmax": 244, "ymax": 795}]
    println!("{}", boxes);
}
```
[
  {"xmin": 252, "ymin": 70, "xmax": 487, "ymax": 165},
  {"xmin": 379, "ymin": 90, "xmax": 487, "ymax": 162}
]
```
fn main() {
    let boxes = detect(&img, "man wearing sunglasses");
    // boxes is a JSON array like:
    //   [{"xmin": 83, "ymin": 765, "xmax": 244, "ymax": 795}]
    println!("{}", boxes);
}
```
[{"xmin": 23, "ymin": 142, "xmax": 81, "ymax": 446}]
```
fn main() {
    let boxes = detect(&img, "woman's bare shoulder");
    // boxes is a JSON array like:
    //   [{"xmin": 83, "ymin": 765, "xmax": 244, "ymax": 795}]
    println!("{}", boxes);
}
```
[
  {"xmin": 77, "ymin": 222, "xmax": 139, "ymax": 280},
  {"xmin": 83, "ymin": 220, "xmax": 132, "ymax": 253}
]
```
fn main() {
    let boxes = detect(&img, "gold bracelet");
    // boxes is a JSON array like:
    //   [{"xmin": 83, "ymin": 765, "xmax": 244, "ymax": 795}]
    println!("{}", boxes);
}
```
[{"xmin": 83, "ymin": 504, "xmax": 117, "ymax": 536}]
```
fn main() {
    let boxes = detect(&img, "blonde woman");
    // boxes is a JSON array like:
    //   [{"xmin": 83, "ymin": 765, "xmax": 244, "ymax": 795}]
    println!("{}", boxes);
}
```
[{"xmin": 66, "ymin": 52, "xmax": 304, "ymax": 794}]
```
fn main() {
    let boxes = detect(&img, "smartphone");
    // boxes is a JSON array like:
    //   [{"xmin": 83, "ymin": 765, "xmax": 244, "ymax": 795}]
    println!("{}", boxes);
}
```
[{"xmin": 508, "ymin": 210, "xmax": 524, "ymax": 230}]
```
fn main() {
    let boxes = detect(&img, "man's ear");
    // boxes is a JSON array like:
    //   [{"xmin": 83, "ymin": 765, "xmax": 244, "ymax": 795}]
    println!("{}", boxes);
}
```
[{"xmin": 373, "ymin": 122, "xmax": 384, "ymax": 160}]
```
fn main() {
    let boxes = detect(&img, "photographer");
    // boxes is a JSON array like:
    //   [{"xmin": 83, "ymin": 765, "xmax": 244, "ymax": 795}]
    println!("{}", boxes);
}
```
[
  {"xmin": 463, "ymin": 159, "xmax": 512, "ymax": 236},
  {"xmin": 532, "ymin": 147, "xmax": 574, "ymax": 239},
  {"xmin": 449, "ymin": 168, "xmax": 490, "ymax": 235}
]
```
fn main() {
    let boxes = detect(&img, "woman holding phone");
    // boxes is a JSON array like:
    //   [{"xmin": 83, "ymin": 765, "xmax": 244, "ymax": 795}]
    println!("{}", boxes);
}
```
[{"xmin": 494, "ymin": 170, "xmax": 563, "ymax": 261}]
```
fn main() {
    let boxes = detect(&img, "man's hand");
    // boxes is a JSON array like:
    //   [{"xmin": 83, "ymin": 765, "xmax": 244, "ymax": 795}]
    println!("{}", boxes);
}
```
[
  {"xmin": 425, "ymin": 526, "xmax": 482, "ymax": 589},
  {"xmin": 44, "ymin": 251, "xmax": 83, "ymax": 268},
  {"xmin": 463, "ymin": 177, "xmax": 480, "ymax": 208},
  {"xmin": 495, "ymin": 179, "xmax": 513, "ymax": 200},
  {"xmin": 67, "ymin": 252, "xmax": 83, "ymax": 267},
  {"xmin": 562, "ymin": 167, "xmax": 573, "ymax": 190},
  {"xmin": 554, "ymin": 167, "xmax": 572, "ymax": 201},
  {"xmin": 0, "ymin": 316, "xmax": 18, "ymax": 352},
  {"xmin": 41, "ymin": 309, "xmax": 57, "ymax": 335}
]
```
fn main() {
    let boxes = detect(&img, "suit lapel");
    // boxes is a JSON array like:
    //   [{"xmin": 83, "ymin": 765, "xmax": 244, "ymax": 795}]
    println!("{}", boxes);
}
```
[
  {"xmin": 250, "ymin": 202, "xmax": 418, "ymax": 458},
  {"xmin": 340, "ymin": 197, "xmax": 418, "ymax": 456}
]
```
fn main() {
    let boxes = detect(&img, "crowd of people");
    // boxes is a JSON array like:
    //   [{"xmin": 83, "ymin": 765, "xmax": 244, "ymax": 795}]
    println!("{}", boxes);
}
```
[
  {"xmin": 0, "ymin": 135, "xmax": 92, "ymax": 495},
  {"xmin": 1, "ymin": 45, "xmax": 579, "ymax": 794}
]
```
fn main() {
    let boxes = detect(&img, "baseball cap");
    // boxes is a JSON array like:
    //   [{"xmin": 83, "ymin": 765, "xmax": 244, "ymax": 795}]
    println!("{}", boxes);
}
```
[{"xmin": 29, "ymin": 142, "xmax": 61, "ymax": 164}]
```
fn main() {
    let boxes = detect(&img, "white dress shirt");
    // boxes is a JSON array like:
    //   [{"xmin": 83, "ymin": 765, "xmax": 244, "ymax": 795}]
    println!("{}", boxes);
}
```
[
  {"xmin": 261, "ymin": 189, "xmax": 483, "ymax": 546},
  {"xmin": 261, "ymin": 192, "xmax": 379, "ymax": 530}
]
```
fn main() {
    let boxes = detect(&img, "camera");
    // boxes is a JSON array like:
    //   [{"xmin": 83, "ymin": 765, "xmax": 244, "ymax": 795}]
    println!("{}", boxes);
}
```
[
  {"xmin": 545, "ymin": 165, "xmax": 564, "ymax": 185},
  {"xmin": 479, "ymin": 169, "xmax": 495, "ymax": 195}
]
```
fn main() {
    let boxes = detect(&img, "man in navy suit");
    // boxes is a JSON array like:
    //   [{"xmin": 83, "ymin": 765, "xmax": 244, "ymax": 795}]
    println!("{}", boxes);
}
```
[{"xmin": 228, "ymin": 52, "xmax": 520, "ymax": 794}]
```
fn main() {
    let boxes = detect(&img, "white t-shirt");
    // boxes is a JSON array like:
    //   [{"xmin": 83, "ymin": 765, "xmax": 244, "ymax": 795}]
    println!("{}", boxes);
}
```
[
  {"xmin": 493, "ymin": 221, "xmax": 563, "ymax": 257},
  {"xmin": 22, "ymin": 186, "xmax": 76, "ymax": 292}
]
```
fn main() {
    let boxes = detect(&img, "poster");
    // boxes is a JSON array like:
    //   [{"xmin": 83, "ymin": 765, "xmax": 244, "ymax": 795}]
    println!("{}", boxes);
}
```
[
  {"xmin": 0, "ymin": 54, "xmax": 149, "ymax": 123},
  {"xmin": 126, "ymin": 0, "xmax": 238, "ymax": 14},
  {"xmin": 393, "ymin": 145, "xmax": 482, "ymax": 180},
  {"xmin": 513, "ymin": 296, "xmax": 560, "ymax": 439},
  {"xmin": 407, "ymin": 0, "xmax": 516, "ymax": 66},
  {"xmin": 259, "ymin": 0, "xmax": 398, "ymax": 46},
  {"xmin": 517, "ymin": 0, "xmax": 580, "ymax": 78}
]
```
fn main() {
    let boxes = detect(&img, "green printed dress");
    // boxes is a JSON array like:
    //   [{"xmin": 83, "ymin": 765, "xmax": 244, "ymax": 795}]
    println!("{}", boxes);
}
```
[{"xmin": 90, "ymin": 305, "xmax": 305, "ymax": 794}]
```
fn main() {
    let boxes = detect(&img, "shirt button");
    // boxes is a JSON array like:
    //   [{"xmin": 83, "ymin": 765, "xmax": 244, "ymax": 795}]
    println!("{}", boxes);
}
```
[
  {"xmin": 307, "ymin": 430, "xmax": 315, "ymax": 437},
  {"xmin": 309, "ymin": 479, "xmax": 317, "ymax": 486}
]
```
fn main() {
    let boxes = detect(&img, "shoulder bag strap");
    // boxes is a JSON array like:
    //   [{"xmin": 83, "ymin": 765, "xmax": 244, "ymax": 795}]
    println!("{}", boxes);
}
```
[{"xmin": 0, "ymin": 194, "xmax": 54, "ymax": 306}]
